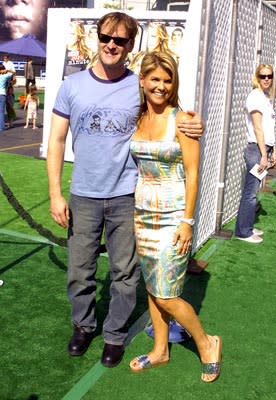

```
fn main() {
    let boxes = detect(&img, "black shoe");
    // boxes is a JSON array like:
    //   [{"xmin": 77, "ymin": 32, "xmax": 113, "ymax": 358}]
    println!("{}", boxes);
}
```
[
  {"xmin": 101, "ymin": 343, "xmax": 124, "ymax": 368},
  {"xmin": 67, "ymin": 326, "xmax": 94, "ymax": 356}
]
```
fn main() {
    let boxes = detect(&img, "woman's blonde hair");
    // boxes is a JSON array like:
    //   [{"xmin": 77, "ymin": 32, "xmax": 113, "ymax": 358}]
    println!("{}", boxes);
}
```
[
  {"xmin": 69, "ymin": 23, "xmax": 90, "ymax": 59},
  {"xmin": 139, "ymin": 51, "xmax": 179, "ymax": 116},
  {"xmin": 252, "ymin": 64, "xmax": 274, "ymax": 99}
]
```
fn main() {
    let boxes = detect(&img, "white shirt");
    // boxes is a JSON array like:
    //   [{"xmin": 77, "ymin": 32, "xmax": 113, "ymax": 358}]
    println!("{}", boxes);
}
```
[
  {"xmin": 3, "ymin": 60, "xmax": 15, "ymax": 72},
  {"xmin": 245, "ymin": 88, "xmax": 275, "ymax": 146}
]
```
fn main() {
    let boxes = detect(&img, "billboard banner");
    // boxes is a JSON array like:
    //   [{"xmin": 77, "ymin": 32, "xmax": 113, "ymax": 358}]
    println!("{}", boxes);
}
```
[
  {"xmin": 0, "ymin": 1, "xmax": 82, "ymax": 44},
  {"xmin": 62, "ymin": 17, "xmax": 186, "ymax": 79},
  {"xmin": 42, "ymin": 7, "xmax": 202, "ymax": 161}
]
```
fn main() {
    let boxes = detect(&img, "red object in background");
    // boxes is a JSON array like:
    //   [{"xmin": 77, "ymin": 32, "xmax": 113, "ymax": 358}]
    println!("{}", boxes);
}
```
[{"xmin": 19, "ymin": 95, "xmax": 26, "ymax": 108}]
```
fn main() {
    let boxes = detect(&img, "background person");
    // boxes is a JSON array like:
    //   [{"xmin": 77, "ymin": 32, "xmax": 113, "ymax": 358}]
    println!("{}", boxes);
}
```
[
  {"xmin": 47, "ymin": 11, "xmax": 205, "ymax": 370},
  {"xmin": 5, "ymin": 75, "xmax": 16, "ymax": 128},
  {"xmin": 24, "ymin": 57, "xmax": 35, "ymax": 94},
  {"xmin": 129, "ymin": 52, "xmax": 222, "ymax": 382},
  {"xmin": 0, "ymin": 63, "xmax": 14, "ymax": 131},
  {"xmin": 3, "ymin": 54, "xmax": 16, "ymax": 128},
  {"xmin": 2, "ymin": 54, "xmax": 15, "ymax": 72},
  {"xmin": 24, "ymin": 84, "xmax": 39, "ymax": 129},
  {"xmin": 235, "ymin": 64, "xmax": 275, "ymax": 244}
]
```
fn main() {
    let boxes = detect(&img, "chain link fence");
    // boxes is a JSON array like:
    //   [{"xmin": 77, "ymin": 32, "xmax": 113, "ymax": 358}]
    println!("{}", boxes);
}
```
[{"xmin": 193, "ymin": 0, "xmax": 276, "ymax": 251}]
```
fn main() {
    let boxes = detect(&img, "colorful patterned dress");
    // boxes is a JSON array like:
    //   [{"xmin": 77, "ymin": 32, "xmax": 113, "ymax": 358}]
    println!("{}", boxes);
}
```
[{"xmin": 130, "ymin": 108, "xmax": 188, "ymax": 298}]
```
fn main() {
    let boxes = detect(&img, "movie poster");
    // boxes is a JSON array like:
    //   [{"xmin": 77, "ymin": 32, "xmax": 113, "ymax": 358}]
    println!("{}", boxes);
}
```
[
  {"xmin": 63, "ymin": 17, "xmax": 186, "ymax": 79},
  {"xmin": 42, "ymin": 8, "xmax": 199, "ymax": 162}
]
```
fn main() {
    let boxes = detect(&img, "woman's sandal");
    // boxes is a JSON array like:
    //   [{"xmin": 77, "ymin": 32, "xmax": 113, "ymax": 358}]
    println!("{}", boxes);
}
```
[
  {"xmin": 129, "ymin": 354, "xmax": 169, "ymax": 373},
  {"xmin": 201, "ymin": 336, "xmax": 222, "ymax": 383}
]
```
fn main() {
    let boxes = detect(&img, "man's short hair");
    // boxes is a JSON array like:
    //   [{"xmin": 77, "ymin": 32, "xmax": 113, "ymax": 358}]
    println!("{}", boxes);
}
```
[{"xmin": 97, "ymin": 12, "xmax": 138, "ymax": 40}]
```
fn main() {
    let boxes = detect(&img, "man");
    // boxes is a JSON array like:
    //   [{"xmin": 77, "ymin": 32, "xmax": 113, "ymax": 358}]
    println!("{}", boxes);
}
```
[
  {"xmin": 2, "ymin": 55, "xmax": 15, "ymax": 72},
  {"xmin": 24, "ymin": 57, "xmax": 35, "ymax": 94},
  {"xmin": 0, "ymin": 0, "xmax": 49, "ymax": 41},
  {"xmin": 47, "ymin": 11, "xmax": 204, "ymax": 368}
]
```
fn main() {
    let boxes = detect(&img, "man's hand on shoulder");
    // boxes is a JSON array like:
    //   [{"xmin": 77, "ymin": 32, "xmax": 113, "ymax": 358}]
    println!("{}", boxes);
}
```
[{"xmin": 177, "ymin": 110, "xmax": 205, "ymax": 138}]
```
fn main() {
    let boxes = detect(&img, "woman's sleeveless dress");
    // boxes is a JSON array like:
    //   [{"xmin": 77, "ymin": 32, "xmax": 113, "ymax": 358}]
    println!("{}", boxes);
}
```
[{"xmin": 130, "ymin": 108, "xmax": 188, "ymax": 299}]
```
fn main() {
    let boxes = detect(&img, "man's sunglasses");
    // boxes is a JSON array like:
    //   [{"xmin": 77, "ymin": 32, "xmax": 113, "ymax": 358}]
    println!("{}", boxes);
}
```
[
  {"xmin": 98, "ymin": 32, "xmax": 130, "ymax": 47},
  {"xmin": 258, "ymin": 74, "xmax": 273, "ymax": 80}
]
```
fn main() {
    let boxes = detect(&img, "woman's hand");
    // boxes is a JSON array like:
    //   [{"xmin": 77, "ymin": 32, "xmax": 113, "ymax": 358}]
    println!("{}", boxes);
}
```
[
  {"xmin": 258, "ymin": 154, "xmax": 268, "ymax": 173},
  {"xmin": 271, "ymin": 148, "xmax": 276, "ymax": 167},
  {"xmin": 173, "ymin": 223, "xmax": 193, "ymax": 255}
]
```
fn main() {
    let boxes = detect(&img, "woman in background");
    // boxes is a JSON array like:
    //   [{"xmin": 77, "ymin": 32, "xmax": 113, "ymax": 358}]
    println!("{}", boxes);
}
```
[{"xmin": 235, "ymin": 64, "xmax": 275, "ymax": 243}]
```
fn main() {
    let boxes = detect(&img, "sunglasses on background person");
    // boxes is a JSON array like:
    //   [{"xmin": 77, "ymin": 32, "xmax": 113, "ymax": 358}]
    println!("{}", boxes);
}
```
[
  {"xmin": 98, "ymin": 32, "xmax": 130, "ymax": 47},
  {"xmin": 258, "ymin": 74, "xmax": 273, "ymax": 80}
]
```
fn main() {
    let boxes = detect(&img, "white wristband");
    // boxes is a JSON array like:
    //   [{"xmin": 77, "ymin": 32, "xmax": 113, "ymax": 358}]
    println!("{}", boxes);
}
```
[{"xmin": 181, "ymin": 218, "xmax": 195, "ymax": 226}]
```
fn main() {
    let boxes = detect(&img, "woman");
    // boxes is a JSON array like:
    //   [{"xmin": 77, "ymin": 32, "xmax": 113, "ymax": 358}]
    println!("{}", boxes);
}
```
[
  {"xmin": 129, "ymin": 51, "xmax": 222, "ymax": 382},
  {"xmin": 235, "ymin": 64, "xmax": 275, "ymax": 243}
]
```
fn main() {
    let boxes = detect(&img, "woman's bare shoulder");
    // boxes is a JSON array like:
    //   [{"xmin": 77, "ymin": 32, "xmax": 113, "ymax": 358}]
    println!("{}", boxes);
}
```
[{"xmin": 175, "ymin": 110, "xmax": 193, "ymax": 123}]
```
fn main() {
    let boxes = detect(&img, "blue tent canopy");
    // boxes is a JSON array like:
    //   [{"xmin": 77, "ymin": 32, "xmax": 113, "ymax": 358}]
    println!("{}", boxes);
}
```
[{"xmin": 0, "ymin": 34, "xmax": 46, "ymax": 58}]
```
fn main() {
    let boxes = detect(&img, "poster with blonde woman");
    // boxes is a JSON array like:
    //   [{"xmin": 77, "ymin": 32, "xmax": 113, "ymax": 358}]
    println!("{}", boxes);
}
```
[
  {"xmin": 128, "ymin": 20, "xmax": 185, "ymax": 73},
  {"xmin": 62, "ymin": 17, "xmax": 186, "ymax": 79},
  {"xmin": 63, "ymin": 20, "xmax": 91, "ymax": 77}
]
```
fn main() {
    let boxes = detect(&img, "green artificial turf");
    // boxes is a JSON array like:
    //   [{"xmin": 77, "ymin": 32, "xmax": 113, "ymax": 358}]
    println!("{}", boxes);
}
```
[
  {"xmin": 1, "ymin": 153, "xmax": 276, "ymax": 399},
  {"xmin": 0, "ymin": 153, "xmax": 71, "ymax": 241}
]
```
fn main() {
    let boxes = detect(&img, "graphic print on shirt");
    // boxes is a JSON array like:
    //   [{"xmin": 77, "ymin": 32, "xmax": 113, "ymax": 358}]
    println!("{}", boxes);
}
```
[{"xmin": 76, "ymin": 105, "xmax": 137, "ymax": 137}]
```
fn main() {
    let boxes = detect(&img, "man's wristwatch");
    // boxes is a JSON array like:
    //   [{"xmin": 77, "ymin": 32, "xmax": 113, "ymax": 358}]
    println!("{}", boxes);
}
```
[{"xmin": 182, "ymin": 218, "xmax": 195, "ymax": 226}]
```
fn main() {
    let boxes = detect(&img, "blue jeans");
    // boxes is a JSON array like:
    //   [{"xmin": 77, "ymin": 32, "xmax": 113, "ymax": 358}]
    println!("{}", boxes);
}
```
[
  {"xmin": 0, "ymin": 95, "xmax": 6, "ymax": 131},
  {"xmin": 67, "ymin": 194, "xmax": 140, "ymax": 345},
  {"xmin": 235, "ymin": 143, "xmax": 272, "ymax": 237}
]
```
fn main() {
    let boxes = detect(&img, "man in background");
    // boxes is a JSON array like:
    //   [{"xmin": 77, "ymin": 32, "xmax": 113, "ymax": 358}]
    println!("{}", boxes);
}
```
[
  {"xmin": 24, "ymin": 57, "xmax": 35, "ymax": 94},
  {"xmin": 0, "ymin": 63, "xmax": 15, "ymax": 131},
  {"xmin": 3, "ymin": 54, "xmax": 15, "ymax": 72}
]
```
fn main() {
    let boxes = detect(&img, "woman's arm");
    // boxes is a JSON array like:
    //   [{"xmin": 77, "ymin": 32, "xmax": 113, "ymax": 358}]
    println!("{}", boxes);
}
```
[
  {"xmin": 251, "ymin": 111, "xmax": 268, "ymax": 172},
  {"xmin": 173, "ymin": 111, "xmax": 200, "ymax": 255}
]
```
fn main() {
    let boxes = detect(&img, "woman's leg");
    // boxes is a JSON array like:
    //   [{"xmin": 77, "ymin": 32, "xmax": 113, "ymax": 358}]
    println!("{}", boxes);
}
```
[
  {"xmin": 156, "ymin": 296, "xmax": 221, "ymax": 382},
  {"xmin": 147, "ymin": 294, "xmax": 170, "ymax": 362},
  {"xmin": 235, "ymin": 143, "xmax": 262, "ymax": 237},
  {"xmin": 129, "ymin": 293, "xmax": 170, "ymax": 370}
]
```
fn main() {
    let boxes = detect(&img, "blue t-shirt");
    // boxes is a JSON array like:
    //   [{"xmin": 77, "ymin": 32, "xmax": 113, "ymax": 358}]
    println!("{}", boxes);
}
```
[
  {"xmin": 53, "ymin": 68, "xmax": 140, "ymax": 198},
  {"xmin": 0, "ymin": 72, "xmax": 12, "ymax": 95}
]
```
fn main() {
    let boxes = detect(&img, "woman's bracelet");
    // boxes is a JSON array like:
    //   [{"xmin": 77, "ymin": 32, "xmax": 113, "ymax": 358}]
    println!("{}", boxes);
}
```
[{"xmin": 180, "ymin": 218, "xmax": 195, "ymax": 226}]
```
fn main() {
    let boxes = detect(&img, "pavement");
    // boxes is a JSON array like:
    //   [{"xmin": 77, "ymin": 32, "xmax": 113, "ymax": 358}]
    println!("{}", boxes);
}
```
[{"xmin": 0, "ymin": 97, "xmax": 43, "ymax": 158}]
